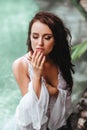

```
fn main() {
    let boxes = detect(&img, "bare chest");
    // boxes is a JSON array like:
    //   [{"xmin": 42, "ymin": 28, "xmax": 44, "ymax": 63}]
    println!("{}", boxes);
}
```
[{"xmin": 43, "ymin": 65, "xmax": 59, "ymax": 88}]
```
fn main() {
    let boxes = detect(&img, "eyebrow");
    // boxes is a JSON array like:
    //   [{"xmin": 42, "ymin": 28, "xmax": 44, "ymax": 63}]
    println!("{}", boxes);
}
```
[{"xmin": 31, "ymin": 32, "xmax": 53, "ymax": 36}]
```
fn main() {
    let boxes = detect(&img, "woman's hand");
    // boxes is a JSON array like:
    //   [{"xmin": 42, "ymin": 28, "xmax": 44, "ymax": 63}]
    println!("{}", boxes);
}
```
[{"xmin": 28, "ymin": 50, "xmax": 46, "ymax": 79}]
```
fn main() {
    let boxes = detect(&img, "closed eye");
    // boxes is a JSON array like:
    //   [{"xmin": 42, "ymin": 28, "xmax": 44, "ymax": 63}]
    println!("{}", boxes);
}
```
[
  {"xmin": 32, "ymin": 34, "xmax": 38, "ymax": 39},
  {"xmin": 32, "ymin": 36, "xmax": 38, "ymax": 39},
  {"xmin": 44, "ymin": 36, "xmax": 53, "ymax": 40}
]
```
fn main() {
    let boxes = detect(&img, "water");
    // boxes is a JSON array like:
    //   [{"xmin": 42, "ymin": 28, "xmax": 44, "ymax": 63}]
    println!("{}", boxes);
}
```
[{"xmin": 0, "ymin": 0, "xmax": 39, "ymax": 129}]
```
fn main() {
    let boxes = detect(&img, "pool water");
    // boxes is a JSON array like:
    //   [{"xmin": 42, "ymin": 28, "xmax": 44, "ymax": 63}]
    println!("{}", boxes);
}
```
[{"xmin": 0, "ymin": 0, "xmax": 39, "ymax": 129}]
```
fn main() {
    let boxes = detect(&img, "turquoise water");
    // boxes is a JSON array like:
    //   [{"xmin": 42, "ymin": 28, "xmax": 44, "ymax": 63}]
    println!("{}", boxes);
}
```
[{"xmin": 0, "ymin": 0, "xmax": 39, "ymax": 129}]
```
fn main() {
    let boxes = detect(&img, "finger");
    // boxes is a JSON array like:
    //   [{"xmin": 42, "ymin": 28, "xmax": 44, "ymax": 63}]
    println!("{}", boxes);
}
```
[
  {"xmin": 32, "ymin": 51, "xmax": 41, "ymax": 64},
  {"xmin": 36, "ymin": 52, "xmax": 44, "ymax": 66},
  {"xmin": 32, "ymin": 50, "xmax": 37, "ymax": 62},
  {"xmin": 40, "ymin": 56, "xmax": 46, "ymax": 68}
]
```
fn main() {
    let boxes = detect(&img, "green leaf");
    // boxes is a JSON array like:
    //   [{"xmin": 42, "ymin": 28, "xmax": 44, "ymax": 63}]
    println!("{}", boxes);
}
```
[{"xmin": 71, "ymin": 40, "xmax": 87, "ymax": 60}]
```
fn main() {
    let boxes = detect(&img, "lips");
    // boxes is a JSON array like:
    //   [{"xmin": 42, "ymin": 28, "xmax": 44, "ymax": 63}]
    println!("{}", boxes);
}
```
[{"xmin": 36, "ymin": 48, "xmax": 44, "ymax": 52}]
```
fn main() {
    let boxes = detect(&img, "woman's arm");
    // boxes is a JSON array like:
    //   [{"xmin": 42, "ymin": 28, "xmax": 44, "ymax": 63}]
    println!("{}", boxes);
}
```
[
  {"xmin": 12, "ymin": 57, "xmax": 42, "ymax": 98},
  {"xmin": 12, "ymin": 51, "xmax": 45, "ymax": 98},
  {"xmin": 12, "ymin": 57, "xmax": 30, "ymax": 96}
]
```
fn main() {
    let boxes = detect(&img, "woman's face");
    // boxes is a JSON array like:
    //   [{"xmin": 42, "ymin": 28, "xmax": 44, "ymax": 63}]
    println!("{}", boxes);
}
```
[{"xmin": 30, "ymin": 20, "xmax": 55, "ymax": 55}]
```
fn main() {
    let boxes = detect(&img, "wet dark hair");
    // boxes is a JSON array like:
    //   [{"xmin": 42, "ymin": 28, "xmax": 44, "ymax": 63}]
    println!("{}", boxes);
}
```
[{"xmin": 27, "ymin": 11, "xmax": 74, "ymax": 93}]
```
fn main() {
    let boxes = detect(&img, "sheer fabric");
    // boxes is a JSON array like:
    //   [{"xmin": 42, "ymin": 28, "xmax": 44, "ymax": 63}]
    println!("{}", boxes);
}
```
[{"xmin": 3, "ymin": 57, "xmax": 71, "ymax": 130}]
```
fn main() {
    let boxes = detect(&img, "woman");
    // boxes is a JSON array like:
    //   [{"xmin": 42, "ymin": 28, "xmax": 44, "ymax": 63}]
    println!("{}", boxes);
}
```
[{"xmin": 12, "ymin": 11, "xmax": 74, "ymax": 130}]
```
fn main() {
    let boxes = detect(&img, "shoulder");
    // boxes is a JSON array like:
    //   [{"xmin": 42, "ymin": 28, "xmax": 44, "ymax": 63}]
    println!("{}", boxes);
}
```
[{"xmin": 12, "ymin": 54, "xmax": 29, "ymax": 79}]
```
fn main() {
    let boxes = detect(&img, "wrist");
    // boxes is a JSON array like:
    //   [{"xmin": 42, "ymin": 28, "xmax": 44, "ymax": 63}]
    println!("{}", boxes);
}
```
[
  {"xmin": 32, "ymin": 75, "xmax": 41, "ymax": 81},
  {"xmin": 32, "ymin": 76, "xmax": 41, "ymax": 83}
]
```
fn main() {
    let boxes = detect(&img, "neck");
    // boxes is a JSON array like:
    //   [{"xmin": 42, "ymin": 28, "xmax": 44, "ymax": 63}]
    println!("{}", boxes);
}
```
[
  {"xmin": 45, "ymin": 55, "xmax": 52, "ymax": 63},
  {"xmin": 44, "ymin": 56, "xmax": 58, "ymax": 70}
]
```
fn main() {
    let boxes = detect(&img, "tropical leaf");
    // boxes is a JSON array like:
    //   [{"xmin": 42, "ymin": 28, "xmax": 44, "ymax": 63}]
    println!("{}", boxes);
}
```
[{"xmin": 71, "ymin": 40, "xmax": 87, "ymax": 60}]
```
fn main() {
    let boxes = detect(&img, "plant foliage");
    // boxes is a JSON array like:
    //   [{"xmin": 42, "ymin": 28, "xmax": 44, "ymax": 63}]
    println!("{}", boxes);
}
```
[{"xmin": 71, "ymin": 40, "xmax": 87, "ymax": 60}]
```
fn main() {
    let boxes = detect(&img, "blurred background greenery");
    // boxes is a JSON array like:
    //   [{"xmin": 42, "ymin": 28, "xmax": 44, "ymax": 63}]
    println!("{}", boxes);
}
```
[{"xmin": 0, "ymin": 0, "xmax": 87, "ymax": 130}]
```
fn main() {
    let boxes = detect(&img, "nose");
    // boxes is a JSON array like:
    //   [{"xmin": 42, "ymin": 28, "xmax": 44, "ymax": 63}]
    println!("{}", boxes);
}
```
[{"xmin": 38, "ymin": 37, "xmax": 44, "ymax": 46}]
